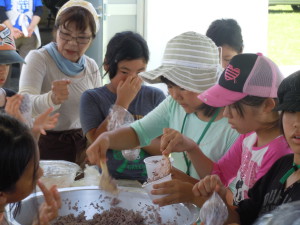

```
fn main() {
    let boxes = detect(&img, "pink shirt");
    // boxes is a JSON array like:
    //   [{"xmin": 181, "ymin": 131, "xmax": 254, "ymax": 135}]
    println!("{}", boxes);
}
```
[{"xmin": 212, "ymin": 132, "xmax": 291, "ymax": 205}]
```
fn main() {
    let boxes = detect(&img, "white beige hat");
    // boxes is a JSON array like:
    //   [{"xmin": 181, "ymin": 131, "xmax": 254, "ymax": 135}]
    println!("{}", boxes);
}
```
[
  {"xmin": 140, "ymin": 31, "xmax": 222, "ymax": 93},
  {"xmin": 56, "ymin": 0, "xmax": 100, "ymax": 33}
]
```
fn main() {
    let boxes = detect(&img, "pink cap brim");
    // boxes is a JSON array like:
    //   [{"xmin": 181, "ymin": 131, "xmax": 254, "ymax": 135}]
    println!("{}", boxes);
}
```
[{"xmin": 198, "ymin": 84, "xmax": 248, "ymax": 107}]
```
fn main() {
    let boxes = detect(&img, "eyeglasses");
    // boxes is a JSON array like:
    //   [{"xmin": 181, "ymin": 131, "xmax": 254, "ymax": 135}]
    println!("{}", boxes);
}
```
[{"xmin": 58, "ymin": 30, "xmax": 92, "ymax": 44}]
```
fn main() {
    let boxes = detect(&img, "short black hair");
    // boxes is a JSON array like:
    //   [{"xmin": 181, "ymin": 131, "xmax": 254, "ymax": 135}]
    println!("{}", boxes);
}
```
[
  {"xmin": 0, "ymin": 114, "xmax": 38, "ymax": 216},
  {"xmin": 206, "ymin": 18, "xmax": 243, "ymax": 53},
  {"xmin": 230, "ymin": 96, "xmax": 280, "ymax": 128},
  {"xmin": 54, "ymin": 6, "xmax": 97, "ymax": 39},
  {"xmin": 104, "ymin": 31, "xmax": 149, "ymax": 80}
]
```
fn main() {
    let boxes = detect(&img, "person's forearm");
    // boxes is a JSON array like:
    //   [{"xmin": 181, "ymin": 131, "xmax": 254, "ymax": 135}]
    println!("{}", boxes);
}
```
[
  {"xmin": 142, "ymin": 136, "xmax": 162, "ymax": 155},
  {"xmin": 87, "ymin": 118, "xmax": 109, "ymax": 143},
  {"xmin": 31, "ymin": 130, "xmax": 40, "ymax": 141},
  {"xmin": 28, "ymin": 15, "xmax": 40, "ymax": 29},
  {"xmin": 187, "ymin": 144, "xmax": 214, "ymax": 178},
  {"xmin": 106, "ymin": 126, "xmax": 140, "ymax": 150},
  {"xmin": 193, "ymin": 195, "xmax": 209, "ymax": 208}
]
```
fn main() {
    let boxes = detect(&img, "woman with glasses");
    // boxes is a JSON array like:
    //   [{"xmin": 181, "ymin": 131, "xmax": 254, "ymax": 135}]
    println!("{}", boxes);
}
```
[{"xmin": 19, "ymin": 0, "xmax": 102, "ymax": 165}]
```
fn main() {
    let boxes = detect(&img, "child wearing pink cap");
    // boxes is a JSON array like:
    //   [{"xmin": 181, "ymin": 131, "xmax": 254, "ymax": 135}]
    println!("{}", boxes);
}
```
[
  {"xmin": 157, "ymin": 53, "xmax": 291, "ymax": 207},
  {"xmin": 193, "ymin": 70, "xmax": 300, "ymax": 225}
]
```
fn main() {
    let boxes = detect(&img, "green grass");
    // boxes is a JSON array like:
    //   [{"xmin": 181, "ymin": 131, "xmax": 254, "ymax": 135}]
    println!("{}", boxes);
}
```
[{"xmin": 268, "ymin": 5, "xmax": 300, "ymax": 65}]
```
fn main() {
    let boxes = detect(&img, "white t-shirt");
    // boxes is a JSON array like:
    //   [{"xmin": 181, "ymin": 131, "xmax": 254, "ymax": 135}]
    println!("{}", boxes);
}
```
[{"xmin": 19, "ymin": 47, "xmax": 102, "ymax": 131}]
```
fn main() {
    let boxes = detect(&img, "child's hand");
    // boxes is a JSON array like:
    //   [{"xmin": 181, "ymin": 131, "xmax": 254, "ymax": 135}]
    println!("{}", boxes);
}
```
[
  {"xmin": 86, "ymin": 133, "xmax": 110, "ymax": 166},
  {"xmin": 115, "ymin": 75, "xmax": 142, "ymax": 109},
  {"xmin": 192, "ymin": 175, "xmax": 227, "ymax": 200},
  {"xmin": 12, "ymin": 27, "xmax": 23, "ymax": 39},
  {"xmin": 32, "ymin": 107, "xmax": 59, "ymax": 136},
  {"xmin": 151, "ymin": 179, "xmax": 195, "ymax": 207},
  {"xmin": 161, "ymin": 128, "xmax": 198, "ymax": 155},
  {"xmin": 4, "ymin": 94, "xmax": 26, "ymax": 123},
  {"xmin": 33, "ymin": 180, "xmax": 61, "ymax": 225}
]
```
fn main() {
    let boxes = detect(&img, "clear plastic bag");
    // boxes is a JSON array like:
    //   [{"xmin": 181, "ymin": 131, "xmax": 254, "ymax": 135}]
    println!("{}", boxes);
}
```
[
  {"xmin": 19, "ymin": 93, "xmax": 33, "ymax": 128},
  {"xmin": 253, "ymin": 200, "xmax": 300, "ymax": 225},
  {"xmin": 107, "ymin": 105, "xmax": 140, "ymax": 161},
  {"xmin": 199, "ymin": 191, "xmax": 228, "ymax": 225}
]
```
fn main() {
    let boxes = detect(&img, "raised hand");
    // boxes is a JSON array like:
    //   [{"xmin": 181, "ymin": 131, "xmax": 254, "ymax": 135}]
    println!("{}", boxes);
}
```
[
  {"xmin": 115, "ymin": 75, "xmax": 142, "ymax": 109},
  {"xmin": 161, "ymin": 128, "xmax": 198, "ymax": 155},
  {"xmin": 51, "ymin": 79, "xmax": 71, "ymax": 105},
  {"xmin": 32, "ymin": 107, "xmax": 59, "ymax": 136},
  {"xmin": 33, "ymin": 180, "xmax": 61, "ymax": 225},
  {"xmin": 5, "ymin": 94, "xmax": 26, "ymax": 123}
]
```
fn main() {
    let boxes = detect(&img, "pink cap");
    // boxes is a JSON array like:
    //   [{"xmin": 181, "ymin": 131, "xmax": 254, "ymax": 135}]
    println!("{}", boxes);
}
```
[
  {"xmin": 198, "ymin": 54, "xmax": 283, "ymax": 107},
  {"xmin": 199, "ymin": 84, "xmax": 247, "ymax": 107}
]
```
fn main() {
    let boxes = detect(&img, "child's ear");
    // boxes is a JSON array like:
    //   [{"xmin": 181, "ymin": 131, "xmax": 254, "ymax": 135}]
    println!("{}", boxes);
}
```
[{"xmin": 263, "ymin": 98, "xmax": 276, "ymax": 112}]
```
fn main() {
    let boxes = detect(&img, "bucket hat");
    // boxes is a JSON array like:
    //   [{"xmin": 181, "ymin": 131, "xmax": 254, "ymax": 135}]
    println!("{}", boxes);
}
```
[{"xmin": 140, "ymin": 31, "xmax": 222, "ymax": 93}]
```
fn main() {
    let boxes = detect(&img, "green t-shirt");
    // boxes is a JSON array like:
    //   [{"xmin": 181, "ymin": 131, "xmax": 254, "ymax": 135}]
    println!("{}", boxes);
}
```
[{"xmin": 131, "ymin": 96, "xmax": 239, "ymax": 179}]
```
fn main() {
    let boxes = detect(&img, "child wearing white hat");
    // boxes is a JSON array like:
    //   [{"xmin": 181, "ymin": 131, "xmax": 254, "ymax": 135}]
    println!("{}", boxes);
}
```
[{"xmin": 86, "ymin": 31, "xmax": 239, "ymax": 203}]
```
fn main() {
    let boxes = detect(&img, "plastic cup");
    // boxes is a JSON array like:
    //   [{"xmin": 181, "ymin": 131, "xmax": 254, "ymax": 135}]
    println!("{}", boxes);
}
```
[
  {"xmin": 142, "ymin": 173, "xmax": 172, "ymax": 200},
  {"xmin": 143, "ymin": 155, "xmax": 173, "ymax": 180}
]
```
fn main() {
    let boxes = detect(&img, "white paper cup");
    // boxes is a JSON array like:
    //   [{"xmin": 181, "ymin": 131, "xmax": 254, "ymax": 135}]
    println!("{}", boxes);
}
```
[
  {"xmin": 142, "ymin": 173, "xmax": 172, "ymax": 200},
  {"xmin": 143, "ymin": 155, "xmax": 174, "ymax": 180}
]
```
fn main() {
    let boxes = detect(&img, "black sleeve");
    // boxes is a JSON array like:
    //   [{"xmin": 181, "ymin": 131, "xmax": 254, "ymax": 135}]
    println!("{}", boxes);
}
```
[
  {"xmin": 3, "ymin": 88, "xmax": 16, "ymax": 97},
  {"xmin": 33, "ymin": 6, "xmax": 43, "ymax": 17},
  {"xmin": 0, "ymin": 7, "xmax": 8, "ymax": 22}
]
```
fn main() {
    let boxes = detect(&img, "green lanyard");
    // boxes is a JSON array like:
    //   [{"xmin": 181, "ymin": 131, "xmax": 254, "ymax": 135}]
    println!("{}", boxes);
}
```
[
  {"xmin": 181, "ymin": 108, "xmax": 220, "ymax": 176},
  {"xmin": 280, "ymin": 163, "xmax": 300, "ymax": 184}
]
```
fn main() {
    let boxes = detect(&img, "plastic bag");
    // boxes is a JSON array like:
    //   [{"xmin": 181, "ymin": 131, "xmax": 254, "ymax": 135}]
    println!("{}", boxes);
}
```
[
  {"xmin": 19, "ymin": 93, "xmax": 33, "ymax": 128},
  {"xmin": 107, "ymin": 105, "xmax": 140, "ymax": 161},
  {"xmin": 84, "ymin": 164, "xmax": 100, "ymax": 186},
  {"xmin": 253, "ymin": 200, "xmax": 300, "ymax": 225},
  {"xmin": 199, "ymin": 191, "xmax": 228, "ymax": 225}
]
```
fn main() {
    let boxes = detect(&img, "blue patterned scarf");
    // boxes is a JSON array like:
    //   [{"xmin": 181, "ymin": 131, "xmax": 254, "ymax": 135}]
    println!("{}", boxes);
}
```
[{"xmin": 44, "ymin": 42, "xmax": 86, "ymax": 76}]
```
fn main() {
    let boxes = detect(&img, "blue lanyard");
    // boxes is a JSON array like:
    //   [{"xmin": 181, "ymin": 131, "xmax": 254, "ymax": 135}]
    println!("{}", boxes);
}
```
[{"xmin": 181, "ymin": 108, "xmax": 220, "ymax": 176}]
